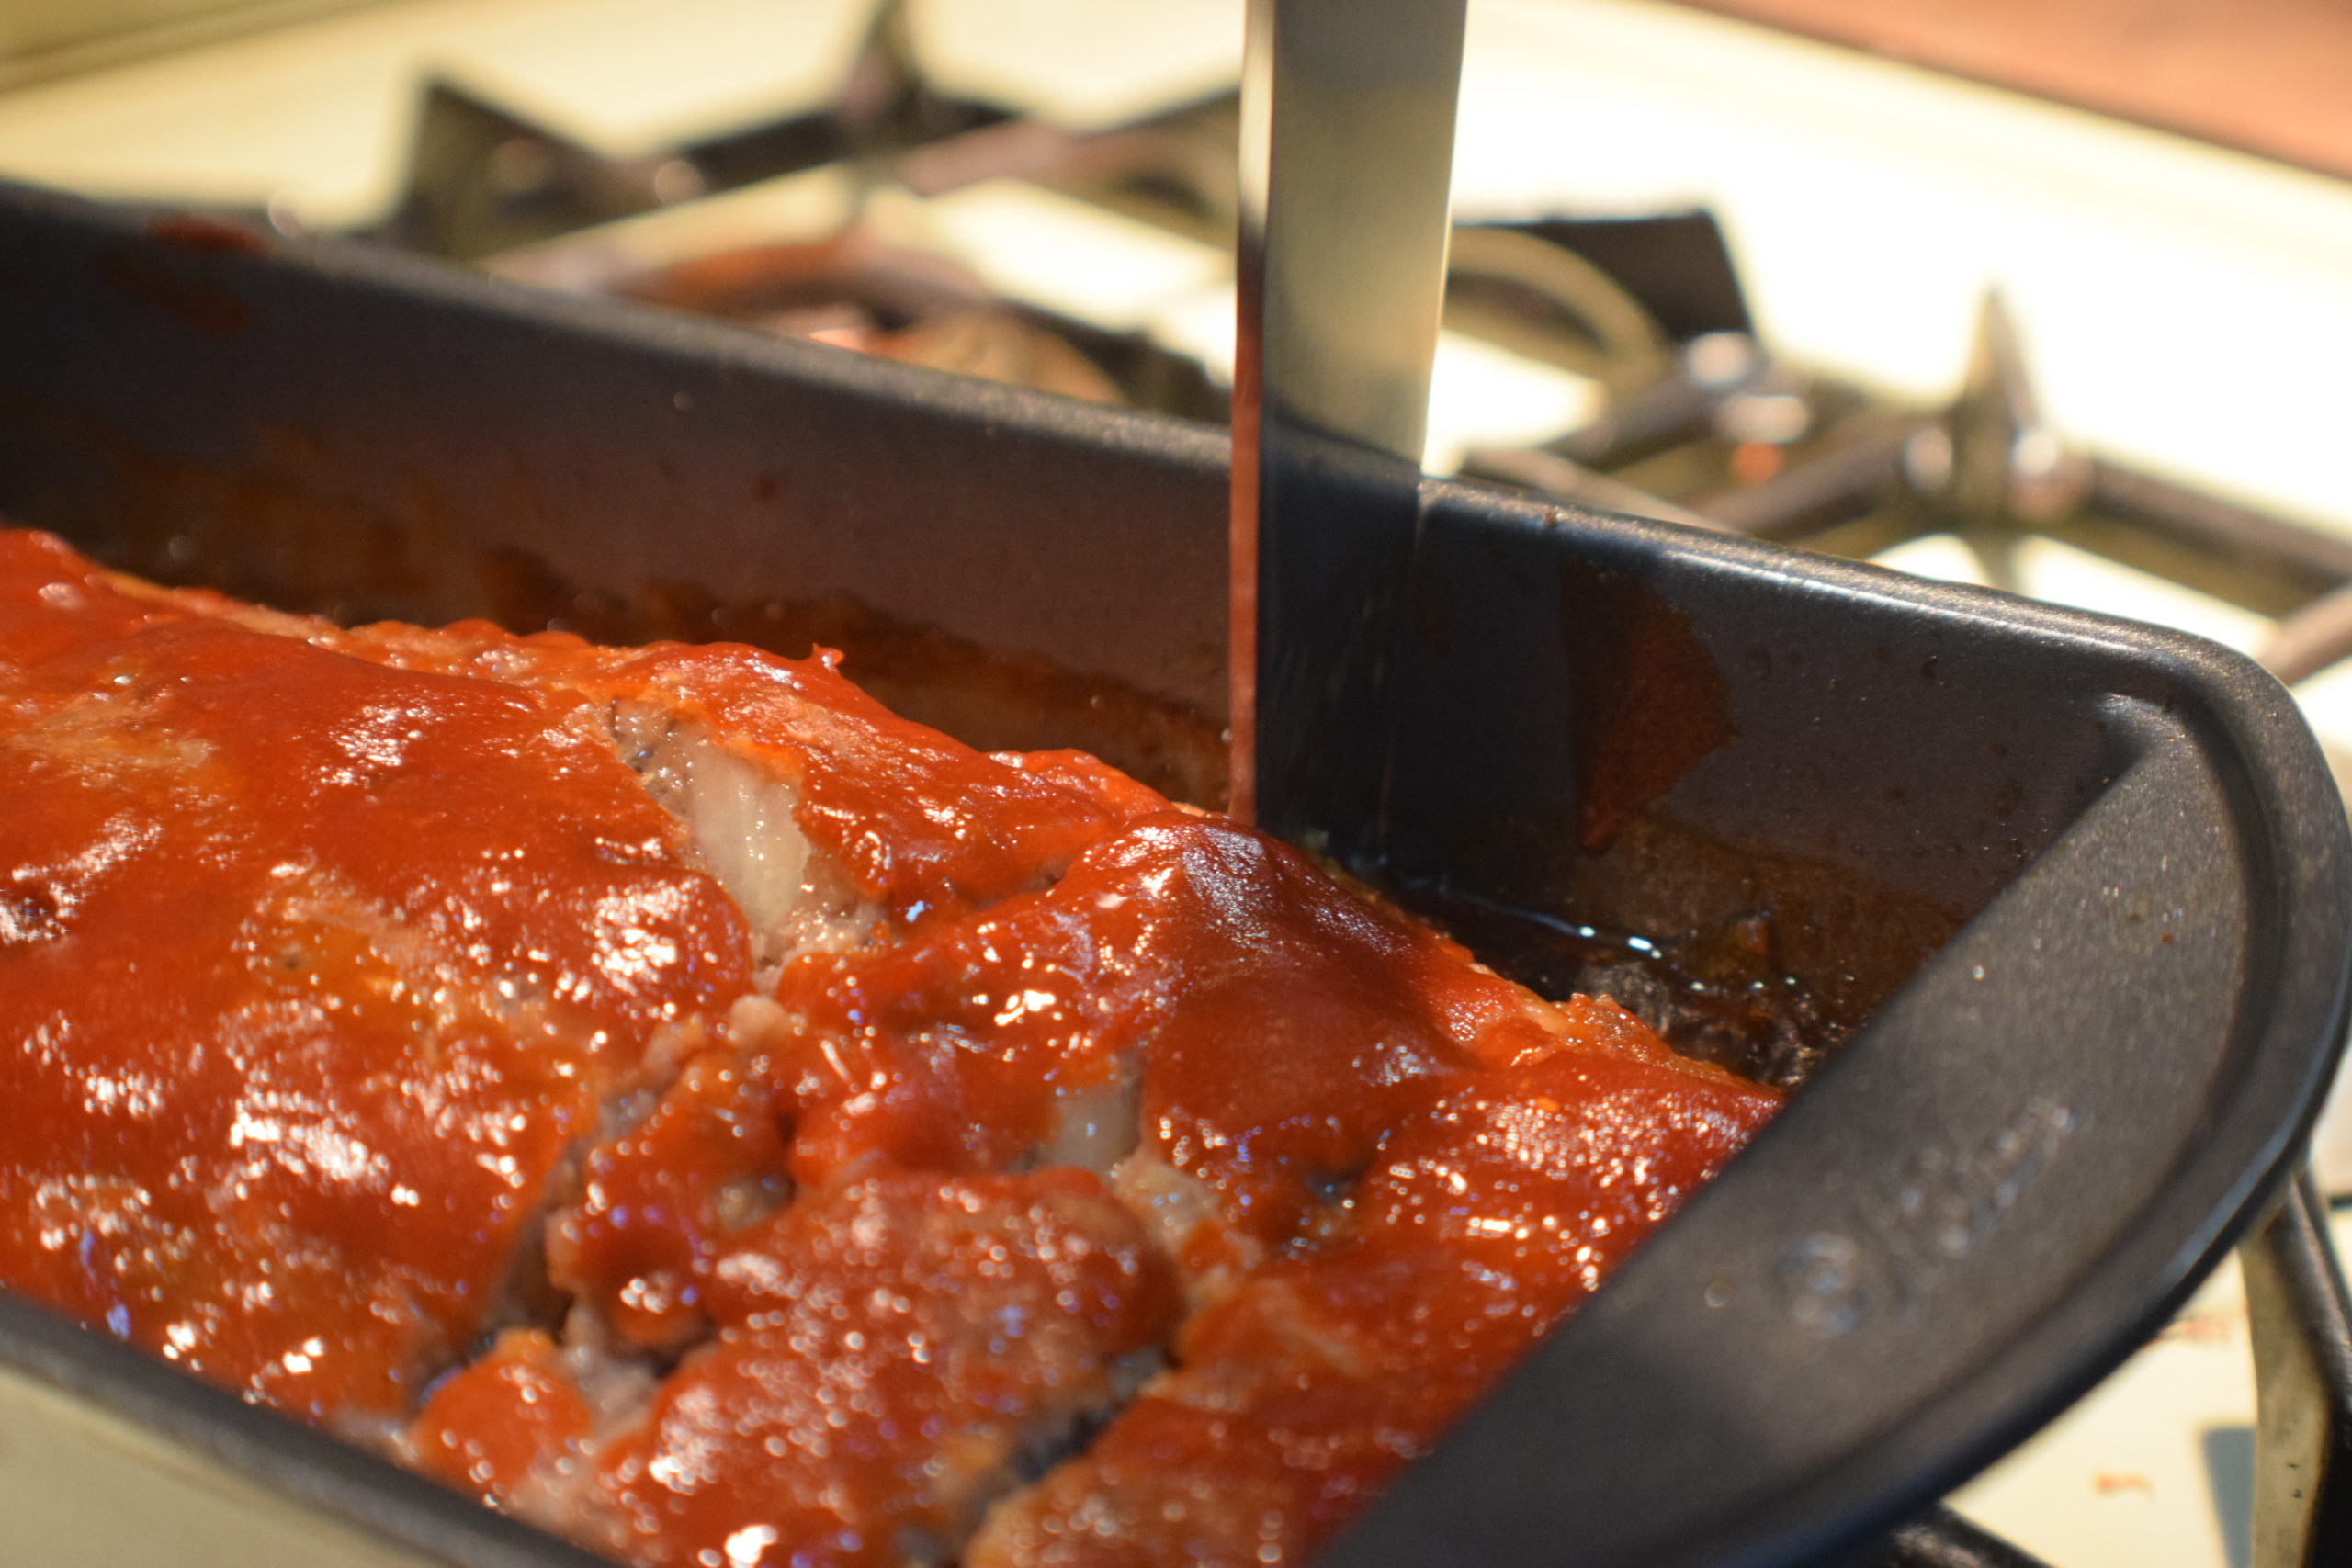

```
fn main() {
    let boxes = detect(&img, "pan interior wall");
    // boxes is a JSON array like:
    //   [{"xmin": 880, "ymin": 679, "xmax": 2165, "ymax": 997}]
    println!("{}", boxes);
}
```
[{"xmin": 0, "ymin": 184, "xmax": 2132, "ymax": 1072}]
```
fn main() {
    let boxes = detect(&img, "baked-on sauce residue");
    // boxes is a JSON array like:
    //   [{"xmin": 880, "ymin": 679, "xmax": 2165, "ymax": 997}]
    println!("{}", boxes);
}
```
[{"xmin": 0, "ymin": 528, "xmax": 1781, "ymax": 1567}]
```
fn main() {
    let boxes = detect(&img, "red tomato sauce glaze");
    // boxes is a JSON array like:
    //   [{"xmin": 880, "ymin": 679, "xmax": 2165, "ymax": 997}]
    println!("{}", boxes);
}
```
[{"xmin": 0, "ymin": 529, "xmax": 1781, "ymax": 1567}]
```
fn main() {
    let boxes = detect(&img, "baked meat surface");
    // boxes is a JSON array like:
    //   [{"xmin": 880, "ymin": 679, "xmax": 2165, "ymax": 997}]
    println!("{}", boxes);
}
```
[{"xmin": 0, "ymin": 528, "xmax": 1781, "ymax": 1566}]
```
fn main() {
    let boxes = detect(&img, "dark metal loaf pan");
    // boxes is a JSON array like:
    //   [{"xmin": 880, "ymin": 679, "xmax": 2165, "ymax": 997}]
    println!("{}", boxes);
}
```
[{"xmin": 0, "ymin": 181, "xmax": 2343, "ymax": 1568}]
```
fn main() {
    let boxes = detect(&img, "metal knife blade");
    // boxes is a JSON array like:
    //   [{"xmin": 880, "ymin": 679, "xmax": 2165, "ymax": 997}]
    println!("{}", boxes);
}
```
[{"xmin": 1229, "ymin": 0, "xmax": 1469, "ymax": 852}]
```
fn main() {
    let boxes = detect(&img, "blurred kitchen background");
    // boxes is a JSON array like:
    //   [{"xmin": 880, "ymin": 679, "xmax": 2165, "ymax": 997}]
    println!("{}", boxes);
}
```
[{"xmin": 5, "ymin": 1, "xmax": 2352, "ymax": 1562}]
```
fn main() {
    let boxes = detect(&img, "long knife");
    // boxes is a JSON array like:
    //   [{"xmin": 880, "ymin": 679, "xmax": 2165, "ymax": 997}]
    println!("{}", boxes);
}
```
[{"xmin": 1229, "ymin": 0, "xmax": 1469, "ymax": 852}]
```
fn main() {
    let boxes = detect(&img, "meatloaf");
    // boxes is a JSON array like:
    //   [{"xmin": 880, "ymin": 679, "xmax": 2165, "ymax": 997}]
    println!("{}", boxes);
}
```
[{"xmin": 0, "ymin": 527, "xmax": 1781, "ymax": 1567}]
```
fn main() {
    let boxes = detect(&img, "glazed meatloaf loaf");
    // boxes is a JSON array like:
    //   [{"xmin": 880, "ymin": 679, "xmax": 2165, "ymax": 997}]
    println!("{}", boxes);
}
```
[{"xmin": 0, "ymin": 527, "xmax": 1781, "ymax": 1568}]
